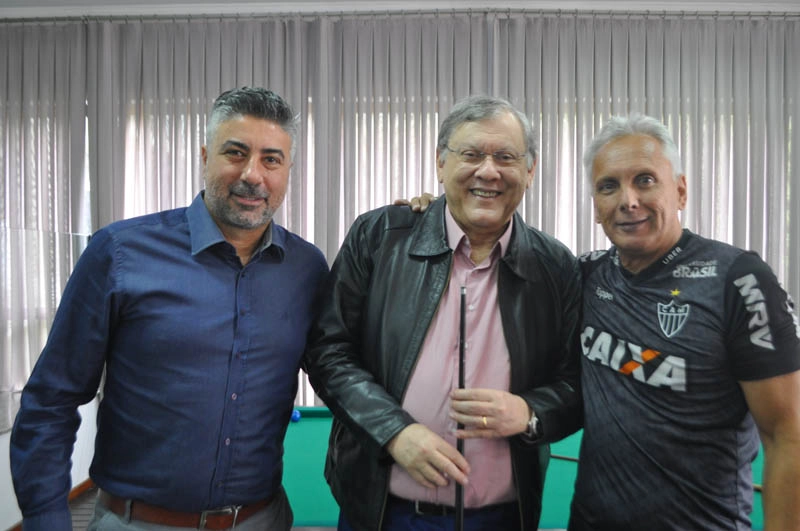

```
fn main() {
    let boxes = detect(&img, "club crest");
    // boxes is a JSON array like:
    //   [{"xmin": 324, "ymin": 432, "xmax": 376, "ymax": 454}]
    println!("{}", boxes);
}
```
[{"xmin": 658, "ymin": 300, "xmax": 690, "ymax": 338}]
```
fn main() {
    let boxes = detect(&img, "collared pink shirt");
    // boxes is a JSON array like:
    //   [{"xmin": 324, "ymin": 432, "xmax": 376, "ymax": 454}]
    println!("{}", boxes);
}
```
[{"xmin": 388, "ymin": 206, "xmax": 516, "ymax": 507}]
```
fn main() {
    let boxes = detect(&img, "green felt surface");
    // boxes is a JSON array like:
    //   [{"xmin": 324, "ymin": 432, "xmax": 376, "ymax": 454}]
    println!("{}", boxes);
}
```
[{"xmin": 283, "ymin": 407, "xmax": 764, "ymax": 529}]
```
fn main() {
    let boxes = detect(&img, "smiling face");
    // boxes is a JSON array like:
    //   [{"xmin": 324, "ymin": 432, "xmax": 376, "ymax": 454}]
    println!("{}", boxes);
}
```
[
  {"xmin": 436, "ymin": 111, "xmax": 535, "ymax": 245},
  {"xmin": 202, "ymin": 114, "xmax": 293, "ymax": 238},
  {"xmin": 591, "ymin": 134, "xmax": 687, "ymax": 273}
]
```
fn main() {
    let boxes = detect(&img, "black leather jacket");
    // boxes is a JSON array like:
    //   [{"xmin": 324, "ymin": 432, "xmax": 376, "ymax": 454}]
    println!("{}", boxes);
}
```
[{"xmin": 305, "ymin": 198, "xmax": 582, "ymax": 530}]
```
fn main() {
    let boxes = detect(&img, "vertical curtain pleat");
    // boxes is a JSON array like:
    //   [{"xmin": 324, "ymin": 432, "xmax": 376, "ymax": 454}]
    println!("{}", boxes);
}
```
[
  {"xmin": 1, "ymin": 12, "xmax": 799, "ymax": 420},
  {"xmin": 1, "ymin": 21, "xmax": 88, "ymax": 428},
  {"xmin": 712, "ymin": 23, "xmax": 734, "ymax": 244},
  {"xmin": 787, "ymin": 22, "xmax": 800, "ymax": 300}
]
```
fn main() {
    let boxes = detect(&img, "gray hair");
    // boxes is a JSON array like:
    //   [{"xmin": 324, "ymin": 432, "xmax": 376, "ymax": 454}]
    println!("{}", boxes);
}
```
[
  {"xmin": 583, "ymin": 113, "xmax": 683, "ymax": 182},
  {"xmin": 437, "ymin": 95, "xmax": 537, "ymax": 170},
  {"xmin": 206, "ymin": 87, "xmax": 300, "ymax": 160}
]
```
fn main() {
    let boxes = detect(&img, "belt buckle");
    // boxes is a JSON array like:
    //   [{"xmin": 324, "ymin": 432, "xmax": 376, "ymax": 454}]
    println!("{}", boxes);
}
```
[
  {"xmin": 199, "ymin": 505, "xmax": 241, "ymax": 529},
  {"xmin": 413, "ymin": 500, "xmax": 448, "ymax": 517}
]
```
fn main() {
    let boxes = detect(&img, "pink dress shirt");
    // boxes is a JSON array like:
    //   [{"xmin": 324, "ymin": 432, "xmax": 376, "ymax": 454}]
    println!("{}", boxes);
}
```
[{"xmin": 388, "ymin": 206, "xmax": 517, "ymax": 508}]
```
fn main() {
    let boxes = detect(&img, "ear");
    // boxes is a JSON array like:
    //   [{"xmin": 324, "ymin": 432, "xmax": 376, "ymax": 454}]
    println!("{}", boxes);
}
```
[
  {"xmin": 525, "ymin": 157, "xmax": 537, "ymax": 189},
  {"xmin": 436, "ymin": 149, "xmax": 445, "ymax": 183},
  {"xmin": 201, "ymin": 145, "xmax": 208, "ymax": 166},
  {"xmin": 676, "ymin": 174, "xmax": 687, "ymax": 210}
]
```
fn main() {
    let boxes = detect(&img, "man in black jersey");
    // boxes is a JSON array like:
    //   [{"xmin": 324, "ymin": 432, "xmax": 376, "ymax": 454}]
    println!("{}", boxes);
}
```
[{"xmin": 570, "ymin": 114, "xmax": 800, "ymax": 530}]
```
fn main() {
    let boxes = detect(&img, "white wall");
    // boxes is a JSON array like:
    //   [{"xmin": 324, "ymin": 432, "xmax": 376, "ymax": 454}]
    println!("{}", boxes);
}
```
[
  {"xmin": 1, "ymin": 0, "xmax": 799, "ymax": 18},
  {"xmin": 0, "ymin": 432, "xmax": 22, "ymax": 530},
  {"xmin": 1, "ymin": 399, "xmax": 98, "ymax": 531}
]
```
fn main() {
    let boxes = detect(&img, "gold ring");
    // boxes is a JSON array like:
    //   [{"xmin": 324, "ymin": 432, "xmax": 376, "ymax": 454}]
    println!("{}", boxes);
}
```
[{"xmin": 482, "ymin": 416, "xmax": 488, "ymax": 428}]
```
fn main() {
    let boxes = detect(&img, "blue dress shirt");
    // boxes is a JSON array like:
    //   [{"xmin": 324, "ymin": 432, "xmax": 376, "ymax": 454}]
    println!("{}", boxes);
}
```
[{"xmin": 10, "ymin": 192, "xmax": 329, "ymax": 531}]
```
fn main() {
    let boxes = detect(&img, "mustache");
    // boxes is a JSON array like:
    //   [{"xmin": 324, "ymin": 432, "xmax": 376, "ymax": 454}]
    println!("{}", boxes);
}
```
[{"xmin": 229, "ymin": 182, "xmax": 268, "ymax": 200}]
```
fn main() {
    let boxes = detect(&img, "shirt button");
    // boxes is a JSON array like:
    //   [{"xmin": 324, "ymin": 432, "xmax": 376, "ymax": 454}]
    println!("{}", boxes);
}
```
[
  {"xmin": 225, "ymin": 438, "xmax": 231, "ymax": 446},
  {"xmin": 468, "ymin": 304, "xmax": 475, "ymax": 311},
  {"xmin": 231, "ymin": 393, "xmax": 237, "ymax": 400}
]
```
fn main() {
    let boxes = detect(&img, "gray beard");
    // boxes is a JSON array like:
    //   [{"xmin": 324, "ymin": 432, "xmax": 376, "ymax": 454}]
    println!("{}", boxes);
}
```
[{"xmin": 205, "ymin": 182, "xmax": 274, "ymax": 230}]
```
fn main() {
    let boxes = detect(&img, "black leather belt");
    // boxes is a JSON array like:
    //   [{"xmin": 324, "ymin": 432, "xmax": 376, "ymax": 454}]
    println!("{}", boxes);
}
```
[
  {"xmin": 389, "ymin": 495, "xmax": 455, "ymax": 516},
  {"xmin": 390, "ymin": 495, "xmax": 521, "ymax": 516}
]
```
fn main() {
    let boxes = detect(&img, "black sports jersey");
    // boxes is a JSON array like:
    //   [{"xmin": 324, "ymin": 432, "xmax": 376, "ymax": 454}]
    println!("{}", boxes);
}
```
[{"xmin": 571, "ymin": 230, "xmax": 800, "ymax": 530}]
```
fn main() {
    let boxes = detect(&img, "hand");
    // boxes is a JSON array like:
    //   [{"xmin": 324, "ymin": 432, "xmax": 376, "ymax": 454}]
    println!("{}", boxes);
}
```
[
  {"xmin": 449, "ymin": 388, "xmax": 530, "ymax": 439},
  {"xmin": 393, "ymin": 193, "xmax": 437, "ymax": 212},
  {"xmin": 385, "ymin": 423, "xmax": 470, "ymax": 488}
]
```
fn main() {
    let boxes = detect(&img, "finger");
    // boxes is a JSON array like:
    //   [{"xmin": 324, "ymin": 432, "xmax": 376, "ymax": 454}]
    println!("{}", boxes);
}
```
[
  {"xmin": 454, "ymin": 427, "xmax": 500, "ymax": 440},
  {"xmin": 450, "ymin": 400, "xmax": 488, "ymax": 418},
  {"xmin": 450, "ymin": 388, "xmax": 482, "ymax": 401},
  {"xmin": 411, "ymin": 453, "xmax": 462, "ymax": 488},
  {"xmin": 448, "ymin": 409, "xmax": 488, "ymax": 426},
  {"xmin": 436, "ymin": 445, "xmax": 471, "ymax": 485},
  {"xmin": 436, "ymin": 457, "xmax": 470, "ymax": 486},
  {"xmin": 408, "ymin": 466, "xmax": 441, "ymax": 489},
  {"xmin": 450, "ymin": 401, "xmax": 486, "ymax": 417},
  {"xmin": 451, "ymin": 388, "xmax": 498, "ymax": 405}
]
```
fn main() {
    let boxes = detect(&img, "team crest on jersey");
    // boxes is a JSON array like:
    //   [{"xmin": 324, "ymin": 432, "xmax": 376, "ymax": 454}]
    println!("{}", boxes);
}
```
[{"xmin": 657, "ymin": 300, "xmax": 690, "ymax": 338}]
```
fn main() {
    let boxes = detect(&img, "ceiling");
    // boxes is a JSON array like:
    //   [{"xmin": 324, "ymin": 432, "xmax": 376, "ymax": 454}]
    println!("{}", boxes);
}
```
[{"xmin": 2, "ymin": 0, "xmax": 799, "ymax": 18}]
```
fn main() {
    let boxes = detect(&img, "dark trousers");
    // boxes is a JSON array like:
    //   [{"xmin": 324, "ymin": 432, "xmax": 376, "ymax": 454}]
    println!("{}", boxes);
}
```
[{"xmin": 338, "ymin": 496, "xmax": 521, "ymax": 531}]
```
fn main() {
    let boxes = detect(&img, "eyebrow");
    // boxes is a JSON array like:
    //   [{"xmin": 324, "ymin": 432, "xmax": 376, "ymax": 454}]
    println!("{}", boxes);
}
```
[
  {"xmin": 220, "ymin": 140, "xmax": 249, "ymax": 153},
  {"xmin": 595, "ymin": 175, "xmax": 618, "ymax": 183},
  {"xmin": 460, "ymin": 144, "xmax": 521, "ymax": 153},
  {"xmin": 220, "ymin": 140, "xmax": 286, "ymax": 158}
]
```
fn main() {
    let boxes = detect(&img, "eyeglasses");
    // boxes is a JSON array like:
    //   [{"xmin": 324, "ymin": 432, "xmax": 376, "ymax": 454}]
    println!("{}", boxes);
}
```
[{"xmin": 444, "ymin": 146, "xmax": 527, "ymax": 167}]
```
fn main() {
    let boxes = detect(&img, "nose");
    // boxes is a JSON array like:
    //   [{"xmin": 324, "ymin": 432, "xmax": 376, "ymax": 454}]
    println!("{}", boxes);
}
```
[
  {"xmin": 474, "ymin": 155, "xmax": 502, "ymax": 180},
  {"xmin": 618, "ymin": 184, "xmax": 640, "ymax": 211},
  {"xmin": 240, "ymin": 155, "xmax": 263, "ymax": 184}
]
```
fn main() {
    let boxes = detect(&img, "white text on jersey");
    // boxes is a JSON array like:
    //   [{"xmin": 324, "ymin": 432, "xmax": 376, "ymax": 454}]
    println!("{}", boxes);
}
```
[
  {"xmin": 581, "ymin": 325, "xmax": 687, "ymax": 391},
  {"xmin": 733, "ymin": 273, "xmax": 775, "ymax": 350}
]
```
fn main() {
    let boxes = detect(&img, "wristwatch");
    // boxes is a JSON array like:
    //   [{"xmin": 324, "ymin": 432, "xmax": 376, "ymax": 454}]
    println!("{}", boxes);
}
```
[{"xmin": 524, "ymin": 410, "xmax": 541, "ymax": 439}]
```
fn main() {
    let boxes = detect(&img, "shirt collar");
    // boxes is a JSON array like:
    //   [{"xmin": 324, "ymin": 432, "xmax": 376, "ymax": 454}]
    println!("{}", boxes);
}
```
[
  {"xmin": 444, "ymin": 205, "xmax": 513, "ymax": 258},
  {"xmin": 186, "ymin": 191, "xmax": 278, "ymax": 259}
]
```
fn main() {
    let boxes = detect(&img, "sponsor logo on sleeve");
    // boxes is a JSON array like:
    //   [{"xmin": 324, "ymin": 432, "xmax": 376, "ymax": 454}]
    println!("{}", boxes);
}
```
[
  {"xmin": 787, "ymin": 296, "xmax": 800, "ymax": 339},
  {"xmin": 733, "ymin": 273, "xmax": 775, "ymax": 350},
  {"xmin": 580, "ymin": 250, "xmax": 608, "ymax": 263}
]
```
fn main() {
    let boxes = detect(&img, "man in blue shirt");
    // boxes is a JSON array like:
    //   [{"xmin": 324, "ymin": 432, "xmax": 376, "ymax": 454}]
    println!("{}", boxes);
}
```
[{"xmin": 10, "ymin": 87, "xmax": 329, "ymax": 531}]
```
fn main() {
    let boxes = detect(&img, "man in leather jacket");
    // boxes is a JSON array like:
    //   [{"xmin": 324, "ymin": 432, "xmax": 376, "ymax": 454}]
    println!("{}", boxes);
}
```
[{"xmin": 304, "ymin": 95, "xmax": 582, "ymax": 531}]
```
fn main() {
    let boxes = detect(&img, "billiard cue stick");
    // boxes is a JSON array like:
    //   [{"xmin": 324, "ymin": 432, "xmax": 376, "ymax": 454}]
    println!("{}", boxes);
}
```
[{"xmin": 455, "ymin": 285, "xmax": 466, "ymax": 531}]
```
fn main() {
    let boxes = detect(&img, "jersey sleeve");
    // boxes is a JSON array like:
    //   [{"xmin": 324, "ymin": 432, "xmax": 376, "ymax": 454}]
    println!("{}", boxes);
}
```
[{"xmin": 724, "ymin": 251, "xmax": 800, "ymax": 381}]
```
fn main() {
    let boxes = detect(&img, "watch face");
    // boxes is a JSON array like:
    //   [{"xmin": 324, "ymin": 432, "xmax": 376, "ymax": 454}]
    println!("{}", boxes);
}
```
[{"xmin": 528, "ymin": 415, "xmax": 540, "ymax": 438}]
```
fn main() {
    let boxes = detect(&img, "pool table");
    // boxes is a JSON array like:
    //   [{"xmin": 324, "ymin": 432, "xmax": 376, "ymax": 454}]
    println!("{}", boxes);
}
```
[{"xmin": 283, "ymin": 407, "xmax": 764, "ymax": 529}]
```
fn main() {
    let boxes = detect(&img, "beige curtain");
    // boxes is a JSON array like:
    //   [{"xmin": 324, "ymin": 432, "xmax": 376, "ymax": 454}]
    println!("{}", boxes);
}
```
[{"xmin": 2, "ymin": 11, "xmax": 798, "ymax": 423}]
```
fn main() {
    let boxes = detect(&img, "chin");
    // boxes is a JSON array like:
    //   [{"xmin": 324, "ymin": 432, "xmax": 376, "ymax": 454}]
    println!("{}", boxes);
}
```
[
  {"xmin": 467, "ymin": 209, "xmax": 506, "ymax": 223},
  {"xmin": 609, "ymin": 235, "xmax": 649, "ymax": 252}
]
